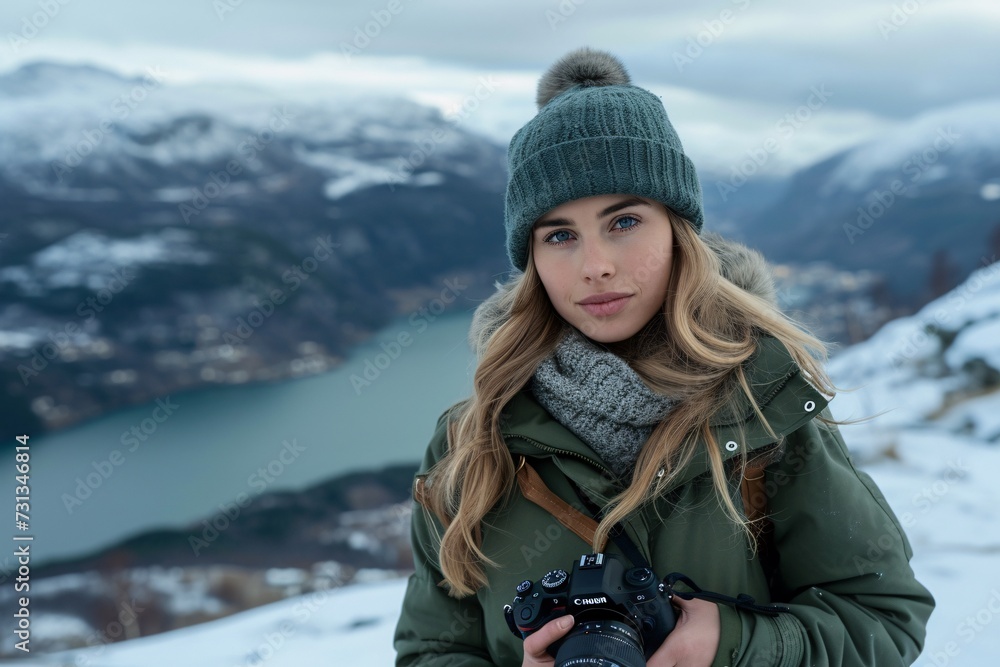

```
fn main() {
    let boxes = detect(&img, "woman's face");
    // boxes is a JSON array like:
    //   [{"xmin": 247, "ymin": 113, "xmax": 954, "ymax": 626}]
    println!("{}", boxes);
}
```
[{"xmin": 531, "ymin": 194, "xmax": 674, "ymax": 344}]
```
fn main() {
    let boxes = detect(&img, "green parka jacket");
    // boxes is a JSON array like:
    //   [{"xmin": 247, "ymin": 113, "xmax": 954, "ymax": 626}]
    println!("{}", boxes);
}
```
[{"xmin": 394, "ymin": 235, "xmax": 934, "ymax": 666}]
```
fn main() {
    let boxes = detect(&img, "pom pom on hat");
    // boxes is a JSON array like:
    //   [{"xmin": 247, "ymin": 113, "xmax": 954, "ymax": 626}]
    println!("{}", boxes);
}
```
[{"xmin": 535, "ymin": 47, "xmax": 632, "ymax": 109}]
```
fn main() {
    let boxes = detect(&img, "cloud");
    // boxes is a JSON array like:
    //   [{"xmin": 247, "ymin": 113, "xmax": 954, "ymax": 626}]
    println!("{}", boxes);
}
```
[
  {"xmin": 2, "ymin": 0, "xmax": 996, "ymax": 119},
  {"xmin": 1, "ymin": 0, "xmax": 995, "ymax": 175}
]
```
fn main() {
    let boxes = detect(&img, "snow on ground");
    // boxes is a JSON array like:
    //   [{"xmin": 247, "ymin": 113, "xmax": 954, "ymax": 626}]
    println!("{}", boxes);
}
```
[{"xmin": 20, "ymin": 578, "xmax": 406, "ymax": 666}]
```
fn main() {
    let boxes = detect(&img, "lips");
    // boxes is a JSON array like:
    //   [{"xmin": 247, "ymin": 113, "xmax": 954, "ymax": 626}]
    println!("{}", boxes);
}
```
[
  {"xmin": 578, "ymin": 292, "xmax": 632, "ymax": 305},
  {"xmin": 578, "ymin": 293, "xmax": 632, "ymax": 317}
]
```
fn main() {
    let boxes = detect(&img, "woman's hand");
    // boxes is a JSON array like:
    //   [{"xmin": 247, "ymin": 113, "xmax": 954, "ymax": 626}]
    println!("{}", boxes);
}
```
[
  {"xmin": 647, "ymin": 596, "xmax": 721, "ymax": 667},
  {"xmin": 521, "ymin": 615, "xmax": 575, "ymax": 666}
]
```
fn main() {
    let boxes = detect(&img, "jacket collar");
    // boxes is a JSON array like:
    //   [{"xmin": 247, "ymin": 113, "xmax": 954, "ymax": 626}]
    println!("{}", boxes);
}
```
[{"xmin": 500, "ymin": 336, "xmax": 829, "ymax": 495}]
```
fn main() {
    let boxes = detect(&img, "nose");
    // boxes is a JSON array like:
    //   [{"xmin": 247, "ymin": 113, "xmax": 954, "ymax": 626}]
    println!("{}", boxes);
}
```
[{"xmin": 580, "ymin": 238, "xmax": 616, "ymax": 281}]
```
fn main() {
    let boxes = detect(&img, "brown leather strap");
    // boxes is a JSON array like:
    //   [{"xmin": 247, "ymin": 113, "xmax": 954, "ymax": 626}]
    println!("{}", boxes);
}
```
[
  {"xmin": 413, "ymin": 474, "xmax": 429, "ymax": 507},
  {"xmin": 415, "ymin": 459, "xmax": 771, "ymax": 566},
  {"xmin": 516, "ymin": 458, "xmax": 608, "ymax": 551},
  {"xmin": 741, "ymin": 464, "xmax": 776, "ymax": 583},
  {"xmin": 741, "ymin": 465, "xmax": 768, "ymax": 525}
]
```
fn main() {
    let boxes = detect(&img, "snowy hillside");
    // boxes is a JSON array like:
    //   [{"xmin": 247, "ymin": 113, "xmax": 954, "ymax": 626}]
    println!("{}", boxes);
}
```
[
  {"xmin": 19, "ymin": 261, "xmax": 1000, "ymax": 665},
  {"xmin": 18, "ymin": 574, "xmax": 408, "ymax": 666},
  {"xmin": 826, "ymin": 258, "xmax": 1000, "ymax": 666}
]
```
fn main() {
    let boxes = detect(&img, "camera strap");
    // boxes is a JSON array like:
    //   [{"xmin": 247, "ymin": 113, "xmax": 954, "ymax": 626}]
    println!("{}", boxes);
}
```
[
  {"xmin": 664, "ymin": 573, "xmax": 790, "ymax": 616},
  {"xmin": 566, "ymin": 477, "xmax": 791, "ymax": 618},
  {"xmin": 565, "ymin": 477, "xmax": 652, "ymax": 571}
]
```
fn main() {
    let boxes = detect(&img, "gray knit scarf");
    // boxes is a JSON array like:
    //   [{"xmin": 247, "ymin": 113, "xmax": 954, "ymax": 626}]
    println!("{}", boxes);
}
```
[{"xmin": 530, "ymin": 327, "xmax": 678, "ymax": 479}]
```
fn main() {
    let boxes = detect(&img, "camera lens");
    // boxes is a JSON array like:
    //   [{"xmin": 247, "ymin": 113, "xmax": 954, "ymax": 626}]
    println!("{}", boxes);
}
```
[{"xmin": 554, "ymin": 619, "xmax": 645, "ymax": 667}]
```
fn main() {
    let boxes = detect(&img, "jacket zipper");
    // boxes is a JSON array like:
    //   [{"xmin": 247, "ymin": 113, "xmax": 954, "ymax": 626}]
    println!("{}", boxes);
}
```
[{"xmin": 502, "ymin": 434, "xmax": 617, "ymax": 480}]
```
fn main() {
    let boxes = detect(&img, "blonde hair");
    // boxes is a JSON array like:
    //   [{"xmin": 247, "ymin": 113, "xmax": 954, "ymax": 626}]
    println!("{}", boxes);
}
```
[{"xmin": 422, "ymin": 209, "xmax": 839, "ymax": 597}]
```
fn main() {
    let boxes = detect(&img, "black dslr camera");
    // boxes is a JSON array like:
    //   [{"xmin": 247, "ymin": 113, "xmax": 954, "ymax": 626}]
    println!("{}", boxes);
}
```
[{"xmin": 503, "ymin": 553, "xmax": 676, "ymax": 667}]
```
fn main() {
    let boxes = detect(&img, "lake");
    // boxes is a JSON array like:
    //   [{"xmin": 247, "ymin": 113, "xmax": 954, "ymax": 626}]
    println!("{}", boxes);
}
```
[{"xmin": 4, "ymin": 311, "xmax": 476, "ymax": 568}]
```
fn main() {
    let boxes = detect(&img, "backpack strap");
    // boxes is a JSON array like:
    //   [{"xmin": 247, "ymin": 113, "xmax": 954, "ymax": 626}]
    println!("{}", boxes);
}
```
[
  {"xmin": 411, "ymin": 461, "xmax": 609, "ymax": 550},
  {"xmin": 515, "ymin": 456, "xmax": 776, "ymax": 573},
  {"xmin": 413, "ymin": 474, "xmax": 430, "ymax": 506},
  {"xmin": 740, "ymin": 463, "xmax": 777, "ymax": 586},
  {"xmin": 515, "ymin": 456, "xmax": 609, "ymax": 551},
  {"xmin": 415, "ymin": 457, "xmax": 776, "ymax": 581},
  {"xmin": 740, "ymin": 463, "xmax": 768, "ymax": 530}
]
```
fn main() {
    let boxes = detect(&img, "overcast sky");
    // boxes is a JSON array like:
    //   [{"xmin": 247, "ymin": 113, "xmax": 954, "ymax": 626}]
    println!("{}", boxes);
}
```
[{"xmin": 2, "ymin": 0, "xmax": 998, "ymax": 174}]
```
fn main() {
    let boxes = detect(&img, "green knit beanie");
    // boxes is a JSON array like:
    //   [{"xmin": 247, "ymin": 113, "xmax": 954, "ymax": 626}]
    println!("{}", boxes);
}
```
[{"xmin": 504, "ymin": 47, "xmax": 704, "ymax": 271}]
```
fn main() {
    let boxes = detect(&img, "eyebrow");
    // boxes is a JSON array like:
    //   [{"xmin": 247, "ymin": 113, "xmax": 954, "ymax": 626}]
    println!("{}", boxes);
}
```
[{"xmin": 533, "ymin": 197, "xmax": 651, "ymax": 230}]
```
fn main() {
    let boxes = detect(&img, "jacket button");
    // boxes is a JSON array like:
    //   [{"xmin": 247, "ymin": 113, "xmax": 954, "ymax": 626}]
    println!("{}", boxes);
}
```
[
  {"xmin": 804, "ymin": 400, "xmax": 816, "ymax": 412},
  {"xmin": 725, "ymin": 440, "xmax": 739, "ymax": 452}
]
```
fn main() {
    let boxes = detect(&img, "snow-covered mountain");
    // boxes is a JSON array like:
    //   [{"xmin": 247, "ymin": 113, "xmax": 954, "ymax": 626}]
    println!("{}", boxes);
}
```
[
  {"xmin": 20, "ymin": 261, "xmax": 1000, "ymax": 665},
  {"xmin": 739, "ymin": 98, "xmax": 1000, "ymax": 303},
  {"xmin": 0, "ymin": 61, "xmax": 508, "ymax": 440},
  {"xmin": 0, "ymin": 62, "xmax": 507, "ymax": 200}
]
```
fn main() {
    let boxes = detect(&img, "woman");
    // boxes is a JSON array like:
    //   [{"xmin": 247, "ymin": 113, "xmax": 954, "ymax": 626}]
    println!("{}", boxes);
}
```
[{"xmin": 394, "ymin": 47, "xmax": 934, "ymax": 666}]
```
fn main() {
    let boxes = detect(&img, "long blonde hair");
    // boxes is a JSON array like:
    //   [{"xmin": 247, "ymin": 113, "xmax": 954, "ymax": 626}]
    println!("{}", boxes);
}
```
[{"xmin": 423, "ymin": 210, "xmax": 839, "ymax": 597}]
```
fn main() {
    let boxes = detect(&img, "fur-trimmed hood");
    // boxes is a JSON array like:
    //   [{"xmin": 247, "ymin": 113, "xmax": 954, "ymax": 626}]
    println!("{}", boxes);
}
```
[{"xmin": 468, "ymin": 231, "xmax": 779, "ymax": 358}]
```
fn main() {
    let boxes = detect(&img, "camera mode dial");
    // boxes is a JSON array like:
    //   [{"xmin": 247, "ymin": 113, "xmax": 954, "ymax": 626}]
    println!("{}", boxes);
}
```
[{"xmin": 541, "ymin": 569, "xmax": 569, "ymax": 590}]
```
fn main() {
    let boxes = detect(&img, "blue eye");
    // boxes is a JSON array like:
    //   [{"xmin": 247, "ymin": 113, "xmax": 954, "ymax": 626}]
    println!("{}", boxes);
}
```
[
  {"xmin": 614, "ymin": 215, "xmax": 640, "ymax": 231},
  {"xmin": 544, "ymin": 230, "xmax": 574, "ymax": 245}
]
